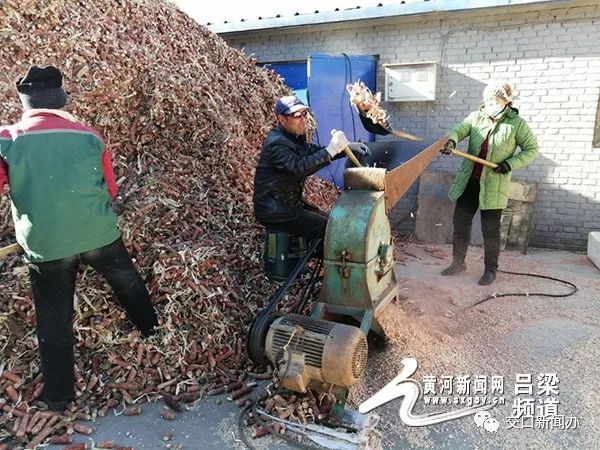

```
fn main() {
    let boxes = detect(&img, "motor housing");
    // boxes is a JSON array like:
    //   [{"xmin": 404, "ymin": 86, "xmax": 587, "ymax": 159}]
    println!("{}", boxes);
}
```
[{"xmin": 265, "ymin": 314, "xmax": 368, "ymax": 393}]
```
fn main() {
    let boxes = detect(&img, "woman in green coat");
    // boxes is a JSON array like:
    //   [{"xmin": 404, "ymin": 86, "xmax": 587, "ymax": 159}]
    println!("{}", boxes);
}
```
[{"xmin": 439, "ymin": 80, "xmax": 538, "ymax": 285}]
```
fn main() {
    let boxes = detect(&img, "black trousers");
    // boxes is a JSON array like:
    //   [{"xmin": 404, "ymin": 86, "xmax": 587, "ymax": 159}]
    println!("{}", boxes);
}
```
[
  {"xmin": 28, "ymin": 237, "xmax": 158, "ymax": 405},
  {"xmin": 452, "ymin": 179, "xmax": 502, "ymax": 271},
  {"xmin": 260, "ymin": 205, "xmax": 329, "ymax": 258}
]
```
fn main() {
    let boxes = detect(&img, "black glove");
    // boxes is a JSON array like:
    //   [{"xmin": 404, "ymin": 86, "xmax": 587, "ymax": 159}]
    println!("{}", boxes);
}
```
[
  {"xmin": 348, "ymin": 142, "xmax": 371, "ymax": 157},
  {"xmin": 113, "ymin": 196, "xmax": 125, "ymax": 216},
  {"xmin": 440, "ymin": 139, "xmax": 455, "ymax": 155},
  {"xmin": 493, "ymin": 161, "xmax": 511, "ymax": 174}
]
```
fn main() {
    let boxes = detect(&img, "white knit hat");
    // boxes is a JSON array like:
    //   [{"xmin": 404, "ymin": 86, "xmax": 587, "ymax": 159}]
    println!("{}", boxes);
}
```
[{"xmin": 483, "ymin": 80, "xmax": 514, "ymax": 103}]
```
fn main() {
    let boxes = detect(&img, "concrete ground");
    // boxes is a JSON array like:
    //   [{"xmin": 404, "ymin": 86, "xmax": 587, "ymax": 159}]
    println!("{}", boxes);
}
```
[
  {"xmin": 349, "ymin": 242, "xmax": 600, "ymax": 450},
  {"xmin": 45, "ymin": 395, "xmax": 294, "ymax": 450},
  {"xmin": 45, "ymin": 243, "xmax": 600, "ymax": 450}
]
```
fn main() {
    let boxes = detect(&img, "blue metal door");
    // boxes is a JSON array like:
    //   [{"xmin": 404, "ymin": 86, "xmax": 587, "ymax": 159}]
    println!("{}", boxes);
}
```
[
  {"xmin": 263, "ymin": 61, "xmax": 308, "ymax": 103},
  {"xmin": 308, "ymin": 52, "xmax": 378, "ymax": 187}
]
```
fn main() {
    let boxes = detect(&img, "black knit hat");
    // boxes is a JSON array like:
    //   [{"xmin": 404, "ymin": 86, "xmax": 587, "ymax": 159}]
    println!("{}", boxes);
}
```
[{"xmin": 16, "ymin": 65, "xmax": 67, "ymax": 110}]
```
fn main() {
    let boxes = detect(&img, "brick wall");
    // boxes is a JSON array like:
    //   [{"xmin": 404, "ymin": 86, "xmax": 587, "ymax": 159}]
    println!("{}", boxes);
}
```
[{"xmin": 221, "ymin": 1, "xmax": 600, "ymax": 250}]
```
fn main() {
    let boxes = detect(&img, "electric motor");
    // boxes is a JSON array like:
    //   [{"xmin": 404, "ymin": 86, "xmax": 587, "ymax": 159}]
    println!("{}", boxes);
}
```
[{"xmin": 265, "ymin": 314, "xmax": 368, "ymax": 393}]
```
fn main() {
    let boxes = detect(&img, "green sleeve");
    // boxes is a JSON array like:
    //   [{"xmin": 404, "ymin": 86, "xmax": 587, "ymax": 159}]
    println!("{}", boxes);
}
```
[
  {"xmin": 505, "ymin": 119, "xmax": 539, "ymax": 170},
  {"xmin": 447, "ymin": 112, "xmax": 476, "ymax": 144}
]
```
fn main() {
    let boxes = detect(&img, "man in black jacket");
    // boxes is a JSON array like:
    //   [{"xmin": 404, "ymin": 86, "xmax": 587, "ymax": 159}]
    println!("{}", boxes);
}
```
[{"xmin": 253, "ymin": 96, "xmax": 369, "ymax": 252}]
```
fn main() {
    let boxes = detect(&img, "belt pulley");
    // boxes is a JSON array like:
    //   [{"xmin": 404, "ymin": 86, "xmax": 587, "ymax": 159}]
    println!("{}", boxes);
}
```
[{"xmin": 247, "ymin": 239, "xmax": 322, "ymax": 366}]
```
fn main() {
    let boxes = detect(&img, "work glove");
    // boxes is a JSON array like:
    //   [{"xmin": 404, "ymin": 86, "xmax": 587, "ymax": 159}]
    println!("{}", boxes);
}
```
[
  {"xmin": 440, "ymin": 139, "xmax": 455, "ymax": 155},
  {"xmin": 348, "ymin": 142, "xmax": 371, "ymax": 157},
  {"xmin": 113, "ymin": 195, "xmax": 125, "ymax": 216},
  {"xmin": 326, "ymin": 129, "xmax": 349, "ymax": 157},
  {"xmin": 493, "ymin": 161, "xmax": 511, "ymax": 174}
]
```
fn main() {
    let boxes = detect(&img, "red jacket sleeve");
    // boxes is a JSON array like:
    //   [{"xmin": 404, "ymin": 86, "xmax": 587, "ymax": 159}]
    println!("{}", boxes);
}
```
[
  {"xmin": 101, "ymin": 149, "xmax": 117, "ymax": 200},
  {"xmin": 0, "ymin": 158, "xmax": 8, "ymax": 192}
]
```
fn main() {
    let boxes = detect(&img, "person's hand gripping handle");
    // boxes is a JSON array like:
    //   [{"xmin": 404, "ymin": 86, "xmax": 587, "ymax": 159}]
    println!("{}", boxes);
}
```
[{"xmin": 329, "ymin": 129, "xmax": 362, "ymax": 167}]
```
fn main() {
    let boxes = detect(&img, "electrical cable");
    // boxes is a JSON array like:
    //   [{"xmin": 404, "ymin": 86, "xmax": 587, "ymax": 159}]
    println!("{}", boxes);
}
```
[
  {"xmin": 275, "ymin": 326, "xmax": 303, "ymax": 384},
  {"xmin": 467, "ymin": 269, "xmax": 578, "ymax": 309},
  {"xmin": 293, "ymin": 257, "xmax": 323, "ymax": 314},
  {"xmin": 308, "ymin": 84, "xmax": 336, "ymax": 186},
  {"xmin": 237, "ymin": 400, "xmax": 259, "ymax": 450},
  {"xmin": 241, "ymin": 268, "xmax": 578, "ymax": 449},
  {"xmin": 308, "ymin": 53, "xmax": 361, "ymax": 186},
  {"xmin": 341, "ymin": 52, "xmax": 357, "ymax": 142},
  {"xmin": 265, "ymin": 239, "xmax": 321, "ymax": 312},
  {"xmin": 242, "ymin": 279, "xmax": 335, "ymax": 450},
  {"xmin": 296, "ymin": 259, "xmax": 322, "ymax": 313}
]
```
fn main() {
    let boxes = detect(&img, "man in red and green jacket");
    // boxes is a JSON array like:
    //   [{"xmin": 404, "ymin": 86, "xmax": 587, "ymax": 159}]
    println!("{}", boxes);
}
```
[{"xmin": 0, "ymin": 65, "xmax": 158, "ymax": 411}]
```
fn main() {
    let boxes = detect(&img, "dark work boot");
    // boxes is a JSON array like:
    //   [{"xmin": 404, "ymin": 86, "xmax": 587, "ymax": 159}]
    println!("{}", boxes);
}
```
[
  {"xmin": 478, "ymin": 269, "xmax": 497, "ymax": 286},
  {"xmin": 40, "ymin": 391, "xmax": 73, "ymax": 412},
  {"xmin": 440, "ymin": 261, "xmax": 467, "ymax": 276}
]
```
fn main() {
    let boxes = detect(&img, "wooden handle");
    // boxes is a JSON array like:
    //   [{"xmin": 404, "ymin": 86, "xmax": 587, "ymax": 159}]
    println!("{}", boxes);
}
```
[
  {"xmin": 391, "ymin": 129, "xmax": 423, "ymax": 141},
  {"xmin": 0, "ymin": 243, "xmax": 21, "ymax": 257},
  {"xmin": 343, "ymin": 146, "xmax": 362, "ymax": 168},
  {"xmin": 451, "ymin": 149, "xmax": 498, "ymax": 169}
]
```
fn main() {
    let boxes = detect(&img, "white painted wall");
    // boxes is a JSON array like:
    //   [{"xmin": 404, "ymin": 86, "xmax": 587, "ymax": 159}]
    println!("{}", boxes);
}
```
[{"xmin": 222, "ymin": 1, "xmax": 600, "ymax": 250}]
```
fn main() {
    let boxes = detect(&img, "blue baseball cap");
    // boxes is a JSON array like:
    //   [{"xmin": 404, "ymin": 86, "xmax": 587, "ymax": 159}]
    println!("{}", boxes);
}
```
[{"xmin": 274, "ymin": 96, "xmax": 308, "ymax": 116}]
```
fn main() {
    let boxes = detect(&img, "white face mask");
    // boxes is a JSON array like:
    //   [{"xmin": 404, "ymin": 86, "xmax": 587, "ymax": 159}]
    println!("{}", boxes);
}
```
[{"xmin": 484, "ymin": 97, "xmax": 505, "ymax": 118}]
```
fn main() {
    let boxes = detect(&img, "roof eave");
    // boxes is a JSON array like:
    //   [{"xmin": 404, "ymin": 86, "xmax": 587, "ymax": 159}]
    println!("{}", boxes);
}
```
[{"xmin": 208, "ymin": 0, "xmax": 565, "ymax": 35}]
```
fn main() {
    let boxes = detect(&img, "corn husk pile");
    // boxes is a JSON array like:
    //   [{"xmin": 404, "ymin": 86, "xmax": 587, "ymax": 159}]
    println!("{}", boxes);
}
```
[
  {"xmin": 346, "ymin": 81, "xmax": 387, "ymax": 125},
  {"xmin": 0, "ymin": 0, "xmax": 338, "ymax": 447}
]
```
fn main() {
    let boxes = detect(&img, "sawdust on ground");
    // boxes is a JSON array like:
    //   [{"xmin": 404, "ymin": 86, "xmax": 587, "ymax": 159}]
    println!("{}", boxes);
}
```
[{"xmin": 347, "ymin": 242, "xmax": 600, "ymax": 449}]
